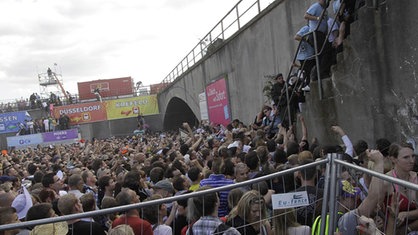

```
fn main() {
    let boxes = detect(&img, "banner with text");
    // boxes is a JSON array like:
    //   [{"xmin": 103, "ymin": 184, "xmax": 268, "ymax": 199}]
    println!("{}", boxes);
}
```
[
  {"xmin": 0, "ymin": 111, "xmax": 31, "ymax": 134},
  {"xmin": 205, "ymin": 77, "xmax": 231, "ymax": 126},
  {"xmin": 7, "ymin": 134, "xmax": 43, "ymax": 148},
  {"xmin": 105, "ymin": 95, "xmax": 159, "ymax": 120},
  {"xmin": 42, "ymin": 129, "xmax": 79, "ymax": 142},
  {"xmin": 53, "ymin": 102, "xmax": 107, "ymax": 125},
  {"xmin": 272, "ymin": 191, "xmax": 309, "ymax": 209},
  {"xmin": 199, "ymin": 92, "xmax": 209, "ymax": 121}
]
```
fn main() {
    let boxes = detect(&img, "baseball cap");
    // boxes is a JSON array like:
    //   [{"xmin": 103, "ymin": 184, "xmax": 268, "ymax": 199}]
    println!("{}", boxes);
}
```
[
  {"xmin": 153, "ymin": 179, "xmax": 174, "ymax": 193},
  {"xmin": 11, "ymin": 187, "xmax": 33, "ymax": 220}
]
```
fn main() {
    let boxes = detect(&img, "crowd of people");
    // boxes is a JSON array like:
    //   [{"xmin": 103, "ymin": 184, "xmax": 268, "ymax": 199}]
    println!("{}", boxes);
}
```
[
  {"xmin": 0, "ymin": 1, "xmax": 413, "ymax": 235},
  {"xmin": 0, "ymin": 90, "xmax": 75, "ymax": 114},
  {"xmin": 0, "ymin": 111, "xmax": 416, "ymax": 235},
  {"xmin": 0, "ymin": 93, "xmax": 71, "ymax": 114},
  {"xmin": 19, "ymin": 114, "xmax": 70, "ymax": 136},
  {"xmin": 0, "ymin": 103, "xmax": 16, "ymax": 113}
]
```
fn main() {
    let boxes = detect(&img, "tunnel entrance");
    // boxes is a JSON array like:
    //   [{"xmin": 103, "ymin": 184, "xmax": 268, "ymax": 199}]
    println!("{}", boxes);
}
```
[{"xmin": 163, "ymin": 97, "xmax": 199, "ymax": 130}]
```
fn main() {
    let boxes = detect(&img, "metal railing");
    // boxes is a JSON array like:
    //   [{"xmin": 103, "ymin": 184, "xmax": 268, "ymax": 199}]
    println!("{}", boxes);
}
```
[
  {"xmin": 319, "ymin": 153, "xmax": 418, "ymax": 235},
  {"xmin": 160, "ymin": 0, "xmax": 275, "ymax": 84},
  {"xmin": 1, "ymin": 154, "xmax": 418, "ymax": 234},
  {"xmin": 0, "ymin": 159, "xmax": 328, "ymax": 231},
  {"xmin": 328, "ymin": 158, "xmax": 418, "ymax": 235},
  {"xmin": 278, "ymin": 0, "xmax": 356, "ymax": 128}
]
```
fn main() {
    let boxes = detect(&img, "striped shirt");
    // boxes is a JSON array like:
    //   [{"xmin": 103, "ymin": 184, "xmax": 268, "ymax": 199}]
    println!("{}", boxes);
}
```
[{"xmin": 200, "ymin": 174, "xmax": 234, "ymax": 217}]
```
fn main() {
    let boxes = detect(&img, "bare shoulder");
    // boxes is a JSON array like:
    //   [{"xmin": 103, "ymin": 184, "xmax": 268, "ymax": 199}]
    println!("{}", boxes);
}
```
[{"xmin": 410, "ymin": 171, "xmax": 417, "ymax": 183}]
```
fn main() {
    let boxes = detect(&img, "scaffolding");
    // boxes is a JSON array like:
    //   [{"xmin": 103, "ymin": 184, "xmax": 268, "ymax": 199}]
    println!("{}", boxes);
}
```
[{"xmin": 38, "ymin": 67, "xmax": 68, "ymax": 100}]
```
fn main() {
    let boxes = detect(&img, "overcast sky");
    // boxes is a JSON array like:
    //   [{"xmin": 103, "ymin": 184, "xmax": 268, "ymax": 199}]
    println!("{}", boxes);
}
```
[{"xmin": 0, "ymin": 0, "xmax": 238, "ymax": 102}]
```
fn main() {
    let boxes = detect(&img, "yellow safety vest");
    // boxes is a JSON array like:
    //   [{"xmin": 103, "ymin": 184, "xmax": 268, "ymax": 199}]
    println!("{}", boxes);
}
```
[{"xmin": 311, "ymin": 212, "xmax": 344, "ymax": 235}]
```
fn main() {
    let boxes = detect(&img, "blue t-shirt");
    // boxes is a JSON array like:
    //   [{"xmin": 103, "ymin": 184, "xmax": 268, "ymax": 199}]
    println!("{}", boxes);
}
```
[
  {"xmin": 199, "ymin": 174, "xmax": 234, "ymax": 217},
  {"xmin": 333, "ymin": 0, "xmax": 341, "ymax": 14},
  {"xmin": 296, "ymin": 26, "xmax": 315, "ymax": 61},
  {"xmin": 306, "ymin": 2, "xmax": 328, "ymax": 33}
]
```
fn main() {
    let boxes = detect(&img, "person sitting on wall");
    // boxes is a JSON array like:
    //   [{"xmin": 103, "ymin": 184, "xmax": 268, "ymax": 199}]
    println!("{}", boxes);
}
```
[{"xmin": 94, "ymin": 88, "xmax": 102, "ymax": 102}]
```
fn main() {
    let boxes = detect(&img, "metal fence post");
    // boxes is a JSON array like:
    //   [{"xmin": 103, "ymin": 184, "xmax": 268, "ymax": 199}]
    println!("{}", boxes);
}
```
[
  {"xmin": 319, "ymin": 154, "xmax": 332, "ymax": 235},
  {"xmin": 327, "ymin": 153, "xmax": 340, "ymax": 235},
  {"xmin": 312, "ymin": 31, "xmax": 323, "ymax": 100},
  {"xmin": 257, "ymin": 0, "xmax": 261, "ymax": 13},
  {"xmin": 236, "ymin": 6, "xmax": 241, "ymax": 29}
]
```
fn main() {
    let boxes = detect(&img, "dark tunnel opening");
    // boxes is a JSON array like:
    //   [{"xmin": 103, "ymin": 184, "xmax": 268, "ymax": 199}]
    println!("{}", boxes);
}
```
[{"xmin": 163, "ymin": 97, "xmax": 198, "ymax": 130}]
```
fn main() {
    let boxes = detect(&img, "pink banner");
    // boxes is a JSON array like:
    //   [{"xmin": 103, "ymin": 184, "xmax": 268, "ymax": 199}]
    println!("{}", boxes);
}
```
[{"xmin": 205, "ymin": 78, "xmax": 230, "ymax": 126}]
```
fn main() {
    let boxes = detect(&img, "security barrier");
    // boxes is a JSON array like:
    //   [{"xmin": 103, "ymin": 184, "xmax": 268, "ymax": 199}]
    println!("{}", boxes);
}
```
[{"xmin": 1, "ymin": 154, "xmax": 417, "ymax": 235}]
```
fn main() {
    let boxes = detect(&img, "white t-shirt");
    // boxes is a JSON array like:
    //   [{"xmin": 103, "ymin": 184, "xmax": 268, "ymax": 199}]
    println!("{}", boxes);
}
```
[
  {"xmin": 287, "ymin": 225, "xmax": 311, "ymax": 235},
  {"xmin": 43, "ymin": 119, "xmax": 49, "ymax": 130},
  {"xmin": 153, "ymin": 224, "xmax": 172, "ymax": 235},
  {"xmin": 27, "ymin": 121, "xmax": 34, "ymax": 129}
]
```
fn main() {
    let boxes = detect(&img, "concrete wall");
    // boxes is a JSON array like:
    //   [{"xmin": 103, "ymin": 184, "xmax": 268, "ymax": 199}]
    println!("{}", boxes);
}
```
[
  {"xmin": 305, "ymin": 0, "xmax": 418, "ymax": 145},
  {"xmin": 159, "ymin": 0, "xmax": 418, "ymax": 146},
  {"xmin": 159, "ymin": 0, "xmax": 313, "ymax": 128},
  {"xmin": 77, "ymin": 114, "xmax": 163, "ymax": 141}
]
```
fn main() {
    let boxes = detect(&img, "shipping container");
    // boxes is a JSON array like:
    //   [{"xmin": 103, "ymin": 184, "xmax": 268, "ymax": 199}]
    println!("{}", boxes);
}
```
[
  {"xmin": 78, "ymin": 77, "xmax": 134, "ymax": 100},
  {"xmin": 150, "ymin": 83, "xmax": 169, "ymax": 95}
]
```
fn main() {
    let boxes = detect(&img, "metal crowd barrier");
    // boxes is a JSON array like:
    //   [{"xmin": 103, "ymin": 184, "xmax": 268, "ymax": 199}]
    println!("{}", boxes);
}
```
[
  {"xmin": 1, "ymin": 154, "xmax": 418, "ymax": 234},
  {"xmin": 322, "ymin": 154, "xmax": 418, "ymax": 235},
  {"xmin": 332, "ymin": 158, "xmax": 418, "ymax": 235},
  {"xmin": 0, "ymin": 159, "xmax": 327, "ymax": 231}
]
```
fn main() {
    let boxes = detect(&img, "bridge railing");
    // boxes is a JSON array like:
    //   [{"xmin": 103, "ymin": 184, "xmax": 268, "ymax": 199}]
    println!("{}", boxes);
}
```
[{"xmin": 161, "ymin": 0, "xmax": 275, "ymax": 84}]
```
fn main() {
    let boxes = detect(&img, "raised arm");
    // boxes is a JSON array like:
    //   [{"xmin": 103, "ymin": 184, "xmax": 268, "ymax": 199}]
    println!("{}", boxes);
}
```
[
  {"xmin": 331, "ymin": 125, "xmax": 354, "ymax": 157},
  {"xmin": 190, "ymin": 134, "xmax": 204, "ymax": 151},
  {"xmin": 278, "ymin": 124, "xmax": 288, "ymax": 151},
  {"xmin": 183, "ymin": 122, "xmax": 194, "ymax": 139},
  {"xmin": 357, "ymin": 150, "xmax": 385, "ymax": 217},
  {"xmin": 299, "ymin": 115, "xmax": 308, "ymax": 141}
]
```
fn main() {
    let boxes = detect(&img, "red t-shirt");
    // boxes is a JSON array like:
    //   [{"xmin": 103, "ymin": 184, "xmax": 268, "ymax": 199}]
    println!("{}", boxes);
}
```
[{"xmin": 112, "ymin": 215, "xmax": 154, "ymax": 235}]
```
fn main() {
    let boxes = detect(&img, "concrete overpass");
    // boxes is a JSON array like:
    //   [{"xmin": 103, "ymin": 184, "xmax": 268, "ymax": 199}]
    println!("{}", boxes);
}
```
[{"xmin": 158, "ymin": 0, "xmax": 418, "ymax": 146}]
